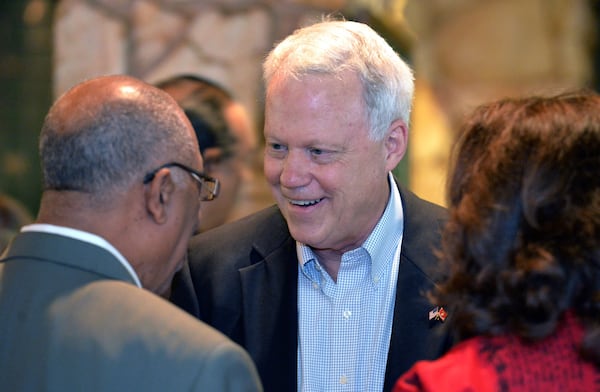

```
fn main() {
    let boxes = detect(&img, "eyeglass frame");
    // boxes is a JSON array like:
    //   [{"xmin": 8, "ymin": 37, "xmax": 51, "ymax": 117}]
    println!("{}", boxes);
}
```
[{"xmin": 142, "ymin": 162, "xmax": 220, "ymax": 201}]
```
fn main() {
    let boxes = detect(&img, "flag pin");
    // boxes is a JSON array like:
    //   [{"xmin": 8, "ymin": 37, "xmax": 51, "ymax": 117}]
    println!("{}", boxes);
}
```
[{"xmin": 428, "ymin": 306, "xmax": 448, "ymax": 322}]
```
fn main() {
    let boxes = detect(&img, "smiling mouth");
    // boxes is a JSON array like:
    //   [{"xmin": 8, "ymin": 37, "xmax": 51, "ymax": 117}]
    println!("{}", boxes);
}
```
[{"xmin": 288, "ymin": 198, "xmax": 324, "ymax": 207}]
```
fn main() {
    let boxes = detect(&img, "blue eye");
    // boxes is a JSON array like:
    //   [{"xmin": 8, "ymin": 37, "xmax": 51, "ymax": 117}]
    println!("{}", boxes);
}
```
[{"xmin": 266, "ymin": 142, "xmax": 287, "ymax": 158}]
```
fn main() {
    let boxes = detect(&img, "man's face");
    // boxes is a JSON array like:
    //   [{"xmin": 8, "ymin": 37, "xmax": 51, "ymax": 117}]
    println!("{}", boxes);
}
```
[
  {"xmin": 263, "ymin": 71, "xmax": 393, "ymax": 254},
  {"xmin": 144, "ymin": 120, "xmax": 204, "ymax": 296}
]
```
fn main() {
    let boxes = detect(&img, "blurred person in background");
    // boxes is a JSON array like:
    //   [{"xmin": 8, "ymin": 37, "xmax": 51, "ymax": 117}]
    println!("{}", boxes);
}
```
[
  {"xmin": 156, "ymin": 74, "xmax": 260, "ymax": 232},
  {"xmin": 0, "ymin": 193, "xmax": 33, "ymax": 253}
]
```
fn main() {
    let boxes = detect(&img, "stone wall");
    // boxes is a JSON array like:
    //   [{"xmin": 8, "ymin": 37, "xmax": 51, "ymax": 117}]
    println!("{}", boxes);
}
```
[
  {"xmin": 54, "ymin": 0, "xmax": 345, "ymax": 128},
  {"xmin": 54, "ymin": 0, "xmax": 347, "ymax": 219},
  {"xmin": 54, "ymin": 0, "xmax": 597, "ymax": 209}
]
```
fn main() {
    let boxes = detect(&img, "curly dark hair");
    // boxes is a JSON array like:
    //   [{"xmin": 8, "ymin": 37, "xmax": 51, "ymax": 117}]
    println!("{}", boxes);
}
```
[{"xmin": 434, "ymin": 90, "xmax": 600, "ymax": 367}]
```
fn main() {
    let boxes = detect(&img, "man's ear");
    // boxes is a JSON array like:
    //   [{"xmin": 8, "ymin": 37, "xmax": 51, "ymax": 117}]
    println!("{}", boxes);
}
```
[
  {"xmin": 144, "ymin": 168, "xmax": 176, "ymax": 224},
  {"xmin": 384, "ymin": 119, "xmax": 408, "ymax": 172}
]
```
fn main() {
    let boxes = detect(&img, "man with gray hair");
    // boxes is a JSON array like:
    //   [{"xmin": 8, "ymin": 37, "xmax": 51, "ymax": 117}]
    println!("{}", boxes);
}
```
[
  {"xmin": 171, "ymin": 19, "xmax": 453, "ymax": 392},
  {"xmin": 0, "ymin": 75, "xmax": 262, "ymax": 391}
]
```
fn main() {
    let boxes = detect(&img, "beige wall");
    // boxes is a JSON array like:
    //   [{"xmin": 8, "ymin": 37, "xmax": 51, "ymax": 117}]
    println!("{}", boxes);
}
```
[
  {"xmin": 54, "ymin": 0, "xmax": 597, "ymax": 210},
  {"xmin": 406, "ymin": 0, "xmax": 595, "ymax": 205}
]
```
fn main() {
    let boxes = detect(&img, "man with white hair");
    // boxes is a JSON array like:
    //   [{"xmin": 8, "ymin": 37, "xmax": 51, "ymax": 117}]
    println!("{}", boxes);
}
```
[{"xmin": 172, "ymin": 19, "xmax": 453, "ymax": 392}]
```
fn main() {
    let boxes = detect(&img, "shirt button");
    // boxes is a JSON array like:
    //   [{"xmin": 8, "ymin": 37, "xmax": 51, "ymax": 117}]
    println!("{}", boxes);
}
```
[
  {"xmin": 340, "ymin": 375, "xmax": 348, "ymax": 385},
  {"xmin": 373, "ymin": 276, "xmax": 380, "ymax": 284},
  {"xmin": 342, "ymin": 310, "xmax": 352, "ymax": 320},
  {"xmin": 312, "ymin": 282, "xmax": 319, "ymax": 290}
]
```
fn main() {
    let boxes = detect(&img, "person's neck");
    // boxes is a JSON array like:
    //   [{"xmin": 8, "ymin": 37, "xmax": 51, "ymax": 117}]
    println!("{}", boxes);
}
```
[
  {"xmin": 37, "ymin": 190, "xmax": 141, "ymax": 276},
  {"xmin": 36, "ymin": 190, "xmax": 119, "ymax": 238}
]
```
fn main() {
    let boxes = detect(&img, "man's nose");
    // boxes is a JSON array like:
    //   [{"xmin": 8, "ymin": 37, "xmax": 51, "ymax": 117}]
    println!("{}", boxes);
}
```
[{"xmin": 279, "ymin": 150, "xmax": 311, "ymax": 188}]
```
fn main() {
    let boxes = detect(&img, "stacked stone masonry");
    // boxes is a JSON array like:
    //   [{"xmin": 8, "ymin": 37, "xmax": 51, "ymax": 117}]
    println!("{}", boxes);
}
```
[{"xmin": 54, "ymin": 0, "xmax": 595, "ymax": 208}]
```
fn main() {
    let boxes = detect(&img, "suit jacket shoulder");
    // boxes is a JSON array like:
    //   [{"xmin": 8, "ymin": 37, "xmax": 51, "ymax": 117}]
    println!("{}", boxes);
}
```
[
  {"xmin": 57, "ymin": 280, "xmax": 263, "ymax": 392},
  {"xmin": 172, "ymin": 205, "xmax": 292, "ymax": 319},
  {"xmin": 0, "ymin": 232, "xmax": 262, "ymax": 392},
  {"xmin": 172, "ymin": 205, "xmax": 298, "ymax": 391}
]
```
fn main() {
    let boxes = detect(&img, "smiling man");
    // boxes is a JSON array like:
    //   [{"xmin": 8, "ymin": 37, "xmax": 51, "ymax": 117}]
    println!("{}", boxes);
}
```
[{"xmin": 171, "ymin": 19, "xmax": 453, "ymax": 392}]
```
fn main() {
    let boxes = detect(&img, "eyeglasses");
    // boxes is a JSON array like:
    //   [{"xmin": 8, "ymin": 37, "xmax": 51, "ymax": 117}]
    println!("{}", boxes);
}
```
[{"xmin": 143, "ymin": 162, "xmax": 220, "ymax": 201}]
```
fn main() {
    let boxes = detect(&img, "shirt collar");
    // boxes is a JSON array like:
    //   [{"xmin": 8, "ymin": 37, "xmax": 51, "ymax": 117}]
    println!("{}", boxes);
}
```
[
  {"xmin": 20, "ymin": 223, "xmax": 142, "ymax": 288},
  {"xmin": 297, "ymin": 172, "xmax": 404, "ymax": 281}
]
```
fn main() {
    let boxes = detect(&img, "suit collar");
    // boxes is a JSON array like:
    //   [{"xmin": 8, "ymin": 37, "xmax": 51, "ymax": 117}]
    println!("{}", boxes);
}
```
[
  {"xmin": 397, "ymin": 186, "xmax": 445, "ymax": 268},
  {"xmin": 384, "ymin": 185, "xmax": 449, "ymax": 391},
  {"xmin": 2, "ymin": 231, "xmax": 139, "ymax": 286},
  {"xmin": 247, "ymin": 205, "xmax": 291, "ymax": 259},
  {"xmin": 21, "ymin": 223, "xmax": 141, "ymax": 287}
]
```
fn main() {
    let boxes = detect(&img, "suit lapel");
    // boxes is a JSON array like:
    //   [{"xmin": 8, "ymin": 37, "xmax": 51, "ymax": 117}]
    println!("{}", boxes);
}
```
[
  {"xmin": 239, "ymin": 219, "xmax": 298, "ymax": 392},
  {"xmin": 383, "ymin": 187, "xmax": 448, "ymax": 392}
]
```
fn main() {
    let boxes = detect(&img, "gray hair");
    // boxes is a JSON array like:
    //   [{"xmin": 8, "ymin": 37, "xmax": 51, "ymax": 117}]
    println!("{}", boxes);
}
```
[
  {"xmin": 39, "ymin": 83, "xmax": 197, "ymax": 198},
  {"xmin": 263, "ymin": 19, "xmax": 414, "ymax": 140}
]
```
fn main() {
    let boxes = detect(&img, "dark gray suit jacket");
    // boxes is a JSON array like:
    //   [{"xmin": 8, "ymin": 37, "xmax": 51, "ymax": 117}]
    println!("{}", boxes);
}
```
[
  {"xmin": 0, "ymin": 230, "xmax": 262, "ymax": 392},
  {"xmin": 171, "ymin": 186, "xmax": 453, "ymax": 392}
]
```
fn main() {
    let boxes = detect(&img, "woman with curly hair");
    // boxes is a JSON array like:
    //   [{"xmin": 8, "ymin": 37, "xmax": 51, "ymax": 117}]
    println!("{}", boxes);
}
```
[{"xmin": 395, "ymin": 91, "xmax": 600, "ymax": 391}]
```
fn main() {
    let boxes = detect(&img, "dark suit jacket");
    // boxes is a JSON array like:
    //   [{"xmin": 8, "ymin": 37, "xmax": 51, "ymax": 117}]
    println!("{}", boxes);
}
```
[
  {"xmin": 171, "ymin": 186, "xmax": 453, "ymax": 392},
  {"xmin": 0, "ymin": 231, "xmax": 262, "ymax": 392}
]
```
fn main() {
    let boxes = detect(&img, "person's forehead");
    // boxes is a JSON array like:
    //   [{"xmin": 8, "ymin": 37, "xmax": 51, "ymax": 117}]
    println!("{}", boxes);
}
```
[
  {"xmin": 265, "ymin": 73, "xmax": 368, "ymax": 131},
  {"xmin": 267, "ymin": 71, "xmax": 365, "ymax": 114}
]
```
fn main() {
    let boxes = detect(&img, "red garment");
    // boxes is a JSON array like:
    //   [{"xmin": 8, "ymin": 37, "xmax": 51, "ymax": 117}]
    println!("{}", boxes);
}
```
[{"xmin": 394, "ymin": 313, "xmax": 599, "ymax": 392}]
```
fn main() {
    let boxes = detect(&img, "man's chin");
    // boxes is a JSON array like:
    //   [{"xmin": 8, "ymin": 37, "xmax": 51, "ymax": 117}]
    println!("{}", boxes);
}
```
[{"xmin": 288, "ymin": 225, "xmax": 322, "ymax": 247}]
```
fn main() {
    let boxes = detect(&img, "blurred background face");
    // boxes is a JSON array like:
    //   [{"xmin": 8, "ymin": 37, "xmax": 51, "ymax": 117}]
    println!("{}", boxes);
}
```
[
  {"xmin": 198, "ymin": 144, "xmax": 241, "ymax": 231},
  {"xmin": 224, "ymin": 101, "xmax": 259, "ymax": 179},
  {"xmin": 160, "ymin": 79, "xmax": 258, "ymax": 232}
]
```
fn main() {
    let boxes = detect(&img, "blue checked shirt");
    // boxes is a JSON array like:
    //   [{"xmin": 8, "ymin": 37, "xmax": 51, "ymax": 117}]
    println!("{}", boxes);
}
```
[{"xmin": 297, "ymin": 174, "xmax": 404, "ymax": 392}]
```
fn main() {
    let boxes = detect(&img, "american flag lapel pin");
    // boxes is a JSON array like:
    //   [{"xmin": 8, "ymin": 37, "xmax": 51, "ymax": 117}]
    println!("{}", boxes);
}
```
[{"xmin": 428, "ymin": 306, "xmax": 448, "ymax": 322}]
